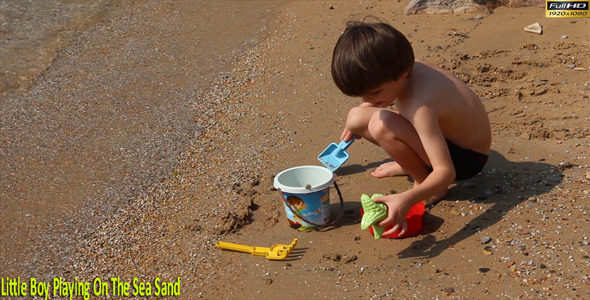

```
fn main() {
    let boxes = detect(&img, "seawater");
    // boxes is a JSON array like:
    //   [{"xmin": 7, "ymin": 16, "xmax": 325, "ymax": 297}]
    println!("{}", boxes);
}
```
[{"xmin": 0, "ymin": 0, "xmax": 116, "ymax": 94}]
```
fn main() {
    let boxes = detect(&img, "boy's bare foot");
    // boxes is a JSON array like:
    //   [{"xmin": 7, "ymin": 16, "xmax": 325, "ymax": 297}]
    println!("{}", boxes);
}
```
[
  {"xmin": 424, "ymin": 189, "xmax": 449, "ymax": 208},
  {"xmin": 370, "ymin": 161, "xmax": 407, "ymax": 178}
]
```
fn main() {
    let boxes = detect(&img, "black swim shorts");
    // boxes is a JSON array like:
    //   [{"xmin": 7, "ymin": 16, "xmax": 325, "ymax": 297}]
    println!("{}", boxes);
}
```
[{"xmin": 446, "ymin": 140, "xmax": 488, "ymax": 181}]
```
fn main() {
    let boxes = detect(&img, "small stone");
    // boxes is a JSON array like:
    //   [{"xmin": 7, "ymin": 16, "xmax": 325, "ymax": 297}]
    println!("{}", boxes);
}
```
[
  {"xmin": 443, "ymin": 287, "xmax": 455, "ymax": 294},
  {"xmin": 510, "ymin": 265, "xmax": 517, "ymax": 272},
  {"xmin": 481, "ymin": 236, "xmax": 492, "ymax": 244},
  {"xmin": 479, "ymin": 267, "xmax": 491, "ymax": 273},
  {"xmin": 561, "ymin": 34, "xmax": 568, "ymax": 39},
  {"xmin": 557, "ymin": 162, "xmax": 574, "ymax": 170}
]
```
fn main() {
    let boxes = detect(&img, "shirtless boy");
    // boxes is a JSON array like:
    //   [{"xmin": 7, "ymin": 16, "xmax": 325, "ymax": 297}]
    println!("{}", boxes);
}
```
[{"xmin": 331, "ymin": 21, "xmax": 492, "ymax": 237}]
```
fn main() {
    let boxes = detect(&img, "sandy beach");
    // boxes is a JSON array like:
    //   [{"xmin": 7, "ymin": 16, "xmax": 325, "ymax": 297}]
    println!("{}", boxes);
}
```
[
  {"xmin": 0, "ymin": 0, "xmax": 284, "ymax": 280},
  {"xmin": 2, "ymin": 0, "xmax": 589, "ymax": 299}
]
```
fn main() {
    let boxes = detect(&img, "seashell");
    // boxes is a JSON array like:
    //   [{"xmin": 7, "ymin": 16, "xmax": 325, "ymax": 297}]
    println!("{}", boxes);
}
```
[{"xmin": 524, "ymin": 22, "xmax": 542, "ymax": 35}]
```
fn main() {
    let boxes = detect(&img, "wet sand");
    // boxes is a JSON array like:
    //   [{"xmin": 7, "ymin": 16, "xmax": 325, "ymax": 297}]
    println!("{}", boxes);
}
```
[
  {"xmin": 2, "ymin": 0, "xmax": 589, "ymax": 299},
  {"xmin": 0, "ymin": 0, "xmax": 285, "ymax": 276}
]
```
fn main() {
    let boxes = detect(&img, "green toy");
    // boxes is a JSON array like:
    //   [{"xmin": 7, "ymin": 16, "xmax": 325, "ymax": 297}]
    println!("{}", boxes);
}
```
[{"xmin": 360, "ymin": 194, "xmax": 388, "ymax": 239}]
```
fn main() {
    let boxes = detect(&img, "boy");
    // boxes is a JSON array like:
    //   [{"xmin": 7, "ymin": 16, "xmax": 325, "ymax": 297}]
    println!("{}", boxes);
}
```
[{"xmin": 331, "ymin": 21, "xmax": 491, "ymax": 237}]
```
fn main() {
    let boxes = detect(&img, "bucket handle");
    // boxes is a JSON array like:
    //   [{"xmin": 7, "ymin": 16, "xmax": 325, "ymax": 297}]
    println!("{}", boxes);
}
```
[{"xmin": 280, "ymin": 180, "xmax": 344, "ymax": 228}]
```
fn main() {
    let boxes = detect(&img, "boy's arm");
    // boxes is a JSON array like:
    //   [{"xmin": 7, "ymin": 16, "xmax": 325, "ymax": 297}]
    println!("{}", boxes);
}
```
[
  {"xmin": 375, "ymin": 106, "xmax": 455, "ymax": 236},
  {"xmin": 407, "ymin": 106, "xmax": 456, "ymax": 200}
]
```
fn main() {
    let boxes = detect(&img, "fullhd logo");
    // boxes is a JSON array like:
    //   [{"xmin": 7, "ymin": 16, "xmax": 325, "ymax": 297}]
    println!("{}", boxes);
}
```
[{"xmin": 546, "ymin": 0, "xmax": 589, "ymax": 17}]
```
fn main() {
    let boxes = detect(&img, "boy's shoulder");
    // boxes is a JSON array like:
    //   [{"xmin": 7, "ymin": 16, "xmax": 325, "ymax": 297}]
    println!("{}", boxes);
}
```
[
  {"xmin": 398, "ymin": 62, "xmax": 443, "ymax": 106},
  {"xmin": 412, "ymin": 60, "xmax": 455, "ymax": 83},
  {"xmin": 400, "ymin": 61, "xmax": 476, "ymax": 115},
  {"xmin": 410, "ymin": 61, "xmax": 472, "ymax": 99}
]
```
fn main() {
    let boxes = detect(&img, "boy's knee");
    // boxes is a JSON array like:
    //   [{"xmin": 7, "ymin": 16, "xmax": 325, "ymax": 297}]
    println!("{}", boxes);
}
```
[
  {"xmin": 368, "ymin": 111, "xmax": 407, "ymax": 140},
  {"xmin": 345, "ymin": 107, "xmax": 369, "ymax": 131},
  {"xmin": 367, "ymin": 111, "xmax": 388, "ymax": 138}
]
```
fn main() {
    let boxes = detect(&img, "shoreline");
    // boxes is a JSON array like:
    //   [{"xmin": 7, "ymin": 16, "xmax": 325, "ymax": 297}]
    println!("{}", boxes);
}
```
[{"xmin": 0, "ymin": 0, "xmax": 287, "ymax": 278}]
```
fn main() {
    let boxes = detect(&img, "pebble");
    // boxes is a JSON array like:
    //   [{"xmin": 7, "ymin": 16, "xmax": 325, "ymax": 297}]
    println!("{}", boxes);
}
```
[{"xmin": 481, "ymin": 236, "xmax": 492, "ymax": 244}]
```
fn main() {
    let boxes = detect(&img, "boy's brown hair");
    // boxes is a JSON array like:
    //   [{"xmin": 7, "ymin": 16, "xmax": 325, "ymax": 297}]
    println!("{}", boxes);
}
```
[{"xmin": 331, "ymin": 21, "xmax": 415, "ymax": 97}]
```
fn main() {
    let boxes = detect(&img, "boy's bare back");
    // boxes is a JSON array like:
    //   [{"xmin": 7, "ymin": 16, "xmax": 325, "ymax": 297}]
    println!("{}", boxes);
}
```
[{"xmin": 396, "ymin": 60, "xmax": 491, "ymax": 156}]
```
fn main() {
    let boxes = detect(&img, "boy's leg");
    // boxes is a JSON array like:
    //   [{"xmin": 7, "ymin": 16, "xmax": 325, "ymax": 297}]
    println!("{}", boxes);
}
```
[
  {"xmin": 344, "ymin": 106, "xmax": 383, "ymax": 145},
  {"xmin": 367, "ymin": 109, "xmax": 431, "ymax": 184},
  {"xmin": 346, "ymin": 107, "xmax": 449, "ymax": 206},
  {"xmin": 345, "ymin": 107, "xmax": 430, "ymax": 184}
]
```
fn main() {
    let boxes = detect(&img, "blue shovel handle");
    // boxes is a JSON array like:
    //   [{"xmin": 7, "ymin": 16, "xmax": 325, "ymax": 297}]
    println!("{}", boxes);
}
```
[{"xmin": 337, "ymin": 136, "xmax": 356, "ymax": 150}]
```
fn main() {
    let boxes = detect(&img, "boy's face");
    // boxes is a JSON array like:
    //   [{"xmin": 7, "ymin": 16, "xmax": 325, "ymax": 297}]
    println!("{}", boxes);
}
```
[{"xmin": 361, "ymin": 73, "xmax": 409, "ymax": 107}]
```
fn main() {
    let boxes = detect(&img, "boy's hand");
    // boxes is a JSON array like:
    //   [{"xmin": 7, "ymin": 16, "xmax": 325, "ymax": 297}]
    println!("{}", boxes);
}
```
[
  {"xmin": 340, "ymin": 128, "xmax": 358, "ymax": 142},
  {"xmin": 373, "ymin": 193, "xmax": 411, "ymax": 237}
]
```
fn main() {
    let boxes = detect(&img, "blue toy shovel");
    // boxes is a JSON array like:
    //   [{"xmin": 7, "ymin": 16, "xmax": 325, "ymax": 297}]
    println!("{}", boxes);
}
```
[{"xmin": 317, "ymin": 137, "xmax": 355, "ymax": 172}]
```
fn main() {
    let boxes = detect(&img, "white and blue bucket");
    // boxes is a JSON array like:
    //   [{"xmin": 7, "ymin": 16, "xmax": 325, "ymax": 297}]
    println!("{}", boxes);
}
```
[{"xmin": 274, "ymin": 165, "xmax": 342, "ymax": 230}]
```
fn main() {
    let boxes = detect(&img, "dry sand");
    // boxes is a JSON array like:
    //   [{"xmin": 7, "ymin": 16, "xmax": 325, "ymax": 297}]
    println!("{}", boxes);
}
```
[{"xmin": 2, "ymin": 0, "xmax": 590, "ymax": 299}]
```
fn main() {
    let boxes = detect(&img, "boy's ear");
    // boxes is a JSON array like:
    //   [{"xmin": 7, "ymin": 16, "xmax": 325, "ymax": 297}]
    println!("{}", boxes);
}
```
[{"xmin": 402, "ymin": 69, "xmax": 411, "ymax": 79}]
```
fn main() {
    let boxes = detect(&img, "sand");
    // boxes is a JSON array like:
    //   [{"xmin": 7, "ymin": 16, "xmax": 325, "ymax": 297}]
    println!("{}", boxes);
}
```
[
  {"xmin": 2, "ymin": 0, "xmax": 590, "ymax": 299},
  {"xmin": 0, "ymin": 0, "xmax": 284, "ymax": 279}
]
